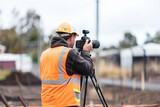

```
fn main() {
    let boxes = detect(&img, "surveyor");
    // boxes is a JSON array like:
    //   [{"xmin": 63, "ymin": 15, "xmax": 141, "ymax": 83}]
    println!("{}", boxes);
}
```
[{"xmin": 40, "ymin": 22, "xmax": 94, "ymax": 107}]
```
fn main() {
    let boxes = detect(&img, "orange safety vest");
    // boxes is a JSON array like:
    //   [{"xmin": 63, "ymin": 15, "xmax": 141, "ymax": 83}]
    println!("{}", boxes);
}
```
[{"xmin": 40, "ymin": 46, "xmax": 80, "ymax": 107}]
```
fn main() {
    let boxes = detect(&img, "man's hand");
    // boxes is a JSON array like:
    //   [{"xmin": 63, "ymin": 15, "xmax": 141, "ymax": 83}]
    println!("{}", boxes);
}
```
[{"xmin": 83, "ymin": 39, "xmax": 93, "ymax": 52}]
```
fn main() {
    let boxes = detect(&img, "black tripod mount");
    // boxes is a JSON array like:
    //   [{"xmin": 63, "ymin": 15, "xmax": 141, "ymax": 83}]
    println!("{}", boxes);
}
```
[{"xmin": 80, "ymin": 74, "xmax": 108, "ymax": 107}]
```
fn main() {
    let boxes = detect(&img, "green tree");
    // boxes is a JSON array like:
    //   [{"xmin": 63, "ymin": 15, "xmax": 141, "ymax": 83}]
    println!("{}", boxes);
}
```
[
  {"xmin": 0, "ymin": 9, "xmax": 44, "ymax": 63},
  {"xmin": 152, "ymin": 31, "xmax": 160, "ymax": 43},
  {"xmin": 119, "ymin": 32, "xmax": 138, "ymax": 49},
  {"xmin": 144, "ymin": 33, "xmax": 153, "ymax": 44},
  {"xmin": 14, "ymin": 9, "xmax": 44, "ymax": 63},
  {"xmin": 0, "ymin": 28, "xmax": 19, "ymax": 53}
]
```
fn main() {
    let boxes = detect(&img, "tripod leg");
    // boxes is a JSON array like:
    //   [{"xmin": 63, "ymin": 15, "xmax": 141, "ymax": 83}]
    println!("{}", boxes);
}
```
[
  {"xmin": 80, "ymin": 76, "xmax": 88, "ymax": 107},
  {"xmin": 90, "ymin": 75, "xmax": 108, "ymax": 107}
]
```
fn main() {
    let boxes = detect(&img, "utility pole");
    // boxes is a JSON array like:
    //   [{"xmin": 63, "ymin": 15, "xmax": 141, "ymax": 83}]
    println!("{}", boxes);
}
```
[
  {"xmin": 37, "ymin": 19, "xmax": 43, "ymax": 63},
  {"xmin": 141, "ymin": 47, "xmax": 146, "ymax": 90},
  {"xmin": 96, "ymin": 0, "xmax": 100, "ymax": 77},
  {"xmin": 96, "ymin": 0, "xmax": 99, "ymax": 41}
]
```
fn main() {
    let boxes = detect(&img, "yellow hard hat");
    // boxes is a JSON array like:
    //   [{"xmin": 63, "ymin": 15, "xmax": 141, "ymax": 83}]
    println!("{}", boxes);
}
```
[{"xmin": 56, "ymin": 22, "xmax": 79, "ymax": 36}]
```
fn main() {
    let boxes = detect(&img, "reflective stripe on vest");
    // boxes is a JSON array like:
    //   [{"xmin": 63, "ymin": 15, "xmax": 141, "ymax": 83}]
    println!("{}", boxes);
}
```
[
  {"xmin": 74, "ymin": 89, "xmax": 80, "ymax": 102},
  {"xmin": 41, "ymin": 47, "xmax": 80, "ymax": 85}
]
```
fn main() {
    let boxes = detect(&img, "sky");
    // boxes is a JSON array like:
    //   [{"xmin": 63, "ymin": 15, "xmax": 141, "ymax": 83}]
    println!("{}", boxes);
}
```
[{"xmin": 0, "ymin": 0, "xmax": 160, "ymax": 48}]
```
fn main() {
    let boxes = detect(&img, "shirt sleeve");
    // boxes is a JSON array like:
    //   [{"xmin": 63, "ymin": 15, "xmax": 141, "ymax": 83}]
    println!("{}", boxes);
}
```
[{"xmin": 66, "ymin": 49, "xmax": 94, "ymax": 76}]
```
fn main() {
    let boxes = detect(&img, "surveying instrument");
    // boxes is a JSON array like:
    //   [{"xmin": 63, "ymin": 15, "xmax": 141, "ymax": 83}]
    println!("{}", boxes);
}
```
[{"xmin": 76, "ymin": 30, "xmax": 108, "ymax": 107}]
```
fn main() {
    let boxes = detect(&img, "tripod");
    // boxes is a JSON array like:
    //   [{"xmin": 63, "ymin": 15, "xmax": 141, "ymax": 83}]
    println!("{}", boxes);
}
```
[{"xmin": 80, "ymin": 74, "xmax": 108, "ymax": 107}]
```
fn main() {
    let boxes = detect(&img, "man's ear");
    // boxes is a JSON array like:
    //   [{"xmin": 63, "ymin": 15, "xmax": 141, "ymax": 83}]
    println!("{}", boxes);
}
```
[
  {"xmin": 70, "ymin": 35, "xmax": 74, "ymax": 41},
  {"xmin": 69, "ymin": 36, "xmax": 72, "ymax": 41}
]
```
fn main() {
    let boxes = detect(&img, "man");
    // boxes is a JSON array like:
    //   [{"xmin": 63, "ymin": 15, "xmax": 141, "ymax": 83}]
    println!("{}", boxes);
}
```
[{"xmin": 40, "ymin": 22, "xmax": 94, "ymax": 107}]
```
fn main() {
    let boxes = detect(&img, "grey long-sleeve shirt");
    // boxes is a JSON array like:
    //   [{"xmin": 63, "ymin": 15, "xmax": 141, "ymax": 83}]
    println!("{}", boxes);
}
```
[{"xmin": 50, "ymin": 37, "xmax": 94, "ymax": 76}]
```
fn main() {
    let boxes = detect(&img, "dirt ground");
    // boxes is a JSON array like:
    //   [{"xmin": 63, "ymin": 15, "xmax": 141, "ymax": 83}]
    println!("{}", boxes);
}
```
[
  {"xmin": 87, "ymin": 84, "xmax": 160, "ymax": 105},
  {"xmin": 0, "ymin": 84, "xmax": 160, "ymax": 107},
  {"xmin": 0, "ymin": 72, "xmax": 160, "ymax": 106}
]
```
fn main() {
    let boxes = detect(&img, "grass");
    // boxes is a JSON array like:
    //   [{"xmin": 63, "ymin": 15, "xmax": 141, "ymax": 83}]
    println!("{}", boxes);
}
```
[
  {"xmin": 0, "ymin": 70, "xmax": 12, "ymax": 81},
  {"xmin": 98, "ymin": 60, "xmax": 130, "ymax": 79}
]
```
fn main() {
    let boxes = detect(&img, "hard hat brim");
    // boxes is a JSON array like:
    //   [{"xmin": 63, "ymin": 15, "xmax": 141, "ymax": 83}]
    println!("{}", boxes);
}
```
[{"xmin": 72, "ymin": 32, "xmax": 79, "ymax": 36}]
